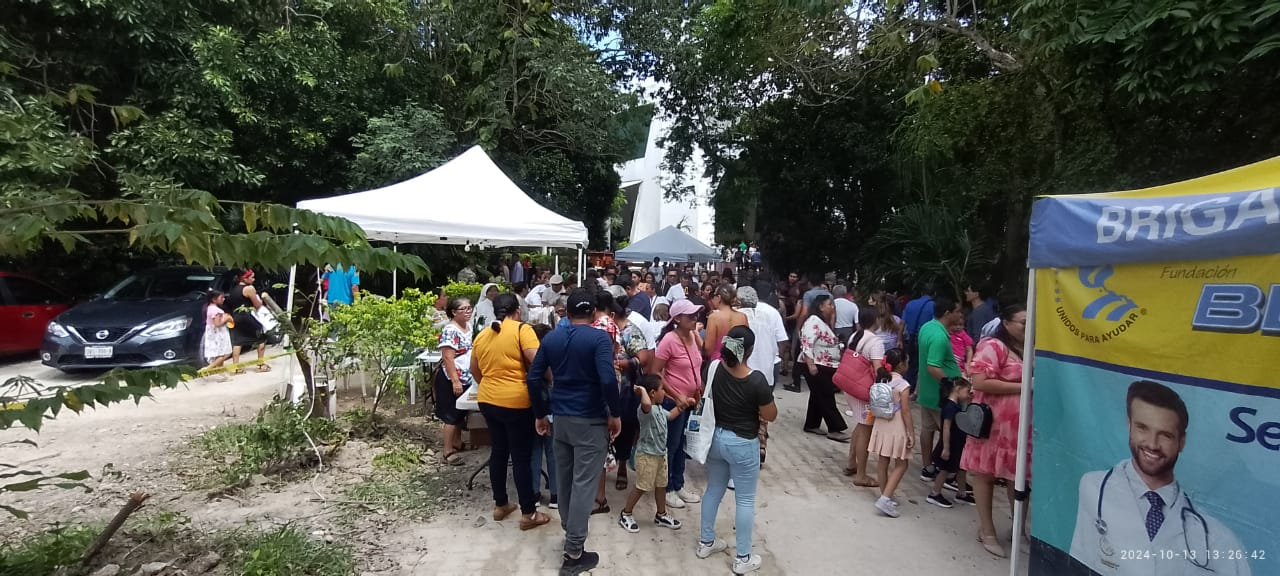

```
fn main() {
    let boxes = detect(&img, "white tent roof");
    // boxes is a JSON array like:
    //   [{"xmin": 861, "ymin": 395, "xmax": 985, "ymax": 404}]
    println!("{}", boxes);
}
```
[{"xmin": 297, "ymin": 146, "xmax": 588, "ymax": 248}]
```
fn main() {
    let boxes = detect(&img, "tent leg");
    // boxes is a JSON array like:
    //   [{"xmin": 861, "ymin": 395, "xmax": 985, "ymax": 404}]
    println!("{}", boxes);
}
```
[
  {"xmin": 554, "ymin": 254, "xmax": 559, "ymax": 276},
  {"xmin": 577, "ymin": 246, "xmax": 584, "ymax": 282},
  {"xmin": 392, "ymin": 244, "xmax": 398, "ymax": 297},
  {"xmin": 284, "ymin": 264, "xmax": 297, "ymax": 398},
  {"xmin": 1009, "ymin": 267, "xmax": 1038, "ymax": 576}
]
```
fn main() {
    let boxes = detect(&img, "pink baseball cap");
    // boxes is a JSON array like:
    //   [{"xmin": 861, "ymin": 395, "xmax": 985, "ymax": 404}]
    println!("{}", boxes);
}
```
[{"xmin": 669, "ymin": 299, "xmax": 703, "ymax": 318}]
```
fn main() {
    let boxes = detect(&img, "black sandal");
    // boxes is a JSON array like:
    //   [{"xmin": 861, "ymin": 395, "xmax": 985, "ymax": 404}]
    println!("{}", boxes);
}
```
[
  {"xmin": 591, "ymin": 499, "xmax": 610, "ymax": 515},
  {"xmin": 615, "ymin": 475, "xmax": 628, "ymax": 491}
]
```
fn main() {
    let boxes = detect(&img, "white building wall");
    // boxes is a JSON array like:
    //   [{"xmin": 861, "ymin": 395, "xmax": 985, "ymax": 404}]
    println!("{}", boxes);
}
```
[{"xmin": 621, "ymin": 115, "xmax": 716, "ymax": 247}]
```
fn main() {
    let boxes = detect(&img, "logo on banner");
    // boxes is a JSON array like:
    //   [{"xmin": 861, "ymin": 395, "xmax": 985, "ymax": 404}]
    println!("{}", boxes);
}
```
[{"xmin": 1054, "ymin": 266, "xmax": 1143, "ymax": 343}]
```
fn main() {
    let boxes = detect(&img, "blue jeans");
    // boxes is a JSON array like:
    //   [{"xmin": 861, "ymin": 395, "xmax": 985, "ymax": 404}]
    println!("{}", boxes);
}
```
[
  {"xmin": 662, "ymin": 397, "xmax": 690, "ymax": 492},
  {"xmin": 530, "ymin": 425, "xmax": 556, "ymax": 496},
  {"xmin": 700, "ymin": 427, "xmax": 761, "ymax": 559}
]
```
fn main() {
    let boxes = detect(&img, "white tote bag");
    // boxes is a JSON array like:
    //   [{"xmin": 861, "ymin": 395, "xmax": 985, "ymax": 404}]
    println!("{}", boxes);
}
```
[
  {"xmin": 455, "ymin": 381, "xmax": 480, "ymax": 411},
  {"xmin": 684, "ymin": 359, "xmax": 721, "ymax": 464},
  {"xmin": 252, "ymin": 306, "xmax": 280, "ymax": 332}
]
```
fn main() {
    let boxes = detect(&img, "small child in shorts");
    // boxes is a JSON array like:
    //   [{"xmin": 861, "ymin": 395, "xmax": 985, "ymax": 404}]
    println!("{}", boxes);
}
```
[
  {"xmin": 928, "ymin": 377, "xmax": 975, "ymax": 507},
  {"xmin": 618, "ymin": 374, "xmax": 695, "ymax": 533}
]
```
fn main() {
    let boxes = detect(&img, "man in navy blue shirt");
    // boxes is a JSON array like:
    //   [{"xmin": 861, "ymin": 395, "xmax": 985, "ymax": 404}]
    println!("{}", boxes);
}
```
[
  {"xmin": 528, "ymin": 289, "xmax": 620, "ymax": 575},
  {"xmin": 901, "ymin": 284, "xmax": 936, "ymax": 387},
  {"xmin": 616, "ymin": 276, "xmax": 651, "ymax": 320}
]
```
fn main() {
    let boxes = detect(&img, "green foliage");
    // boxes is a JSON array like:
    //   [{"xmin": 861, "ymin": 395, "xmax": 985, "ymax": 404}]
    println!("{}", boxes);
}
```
[
  {"xmin": 221, "ymin": 526, "xmax": 355, "ymax": 576},
  {"xmin": 440, "ymin": 281, "xmax": 487, "ymax": 308},
  {"xmin": 1018, "ymin": 0, "xmax": 1280, "ymax": 102},
  {"xmin": 0, "ymin": 524, "xmax": 98, "ymax": 576},
  {"xmin": 859, "ymin": 204, "xmax": 992, "ymax": 297},
  {"xmin": 594, "ymin": 0, "xmax": 1280, "ymax": 289},
  {"xmin": 194, "ymin": 400, "xmax": 345, "ymax": 489},
  {"xmin": 349, "ymin": 105, "xmax": 456, "ymax": 189},
  {"xmin": 328, "ymin": 289, "xmax": 440, "ymax": 414},
  {"xmin": 1, "ymin": 366, "xmax": 195, "ymax": 433}
]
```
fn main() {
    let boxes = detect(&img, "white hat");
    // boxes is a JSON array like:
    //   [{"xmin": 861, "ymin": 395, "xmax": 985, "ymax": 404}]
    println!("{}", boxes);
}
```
[{"xmin": 550, "ymin": 274, "xmax": 564, "ymax": 285}]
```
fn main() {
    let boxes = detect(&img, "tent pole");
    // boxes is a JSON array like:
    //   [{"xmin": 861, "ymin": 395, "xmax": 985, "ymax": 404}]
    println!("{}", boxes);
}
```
[
  {"xmin": 1009, "ymin": 266, "xmax": 1037, "ymax": 575},
  {"xmin": 284, "ymin": 263, "xmax": 297, "ymax": 400},
  {"xmin": 392, "ymin": 243, "xmax": 398, "ymax": 297},
  {"xmin": 554, "ymin": 254, "xmax": 559, "ymax": 276},
  {"xmin": 577, "ymin": 246, "xmax": 584, "ymax": 282}
]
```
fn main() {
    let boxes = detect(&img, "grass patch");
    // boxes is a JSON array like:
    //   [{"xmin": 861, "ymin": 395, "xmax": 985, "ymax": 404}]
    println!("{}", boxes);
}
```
[
  {"xmin": 341, "ymin": 442, "xmax": 445, "ymax": 522},
  {"xmin": 125, "ymin": 510, "xmax": 191, "ymax": 544},
  {"xmin": 220, "ymin": 526, "xmax": 354, "ymax": 576},
  {"xmin": 191, "ymin": 400, "xmax": 346, "ymax": 490},
  {"xmin": 0, "ymin": 518, "xmax": 354, "ymax": 576},
  {"xmin": 0, "ymin": 524, "xmax": 97, "ymax": 576}
]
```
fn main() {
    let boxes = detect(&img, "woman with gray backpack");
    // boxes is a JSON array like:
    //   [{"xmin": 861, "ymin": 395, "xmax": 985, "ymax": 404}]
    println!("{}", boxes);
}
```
[{"xmin": 866, "ymin": 348, "xmax": 915, "ymax": 518}]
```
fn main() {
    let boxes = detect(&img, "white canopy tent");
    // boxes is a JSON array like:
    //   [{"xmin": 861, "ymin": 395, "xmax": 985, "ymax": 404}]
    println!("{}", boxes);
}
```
[
  {"xmin": 290, "ymin": 145, "xmax": 588, "ymax": 308},
  {"xmin": 296, "ymin": 146, "xmax": 588, "ymax": 248}
]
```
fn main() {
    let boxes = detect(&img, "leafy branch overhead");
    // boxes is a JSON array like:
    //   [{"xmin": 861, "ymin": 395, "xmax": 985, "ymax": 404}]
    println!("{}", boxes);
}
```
[{"xmin": 0, "ymin": 96, "xmax": 428, "ymax": 277}]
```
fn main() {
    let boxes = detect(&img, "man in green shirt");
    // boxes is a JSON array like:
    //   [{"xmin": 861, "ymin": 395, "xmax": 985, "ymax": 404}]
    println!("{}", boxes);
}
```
[{"xmin": 916, "ymin": 294, "xmax": 964, "ymax": 482}]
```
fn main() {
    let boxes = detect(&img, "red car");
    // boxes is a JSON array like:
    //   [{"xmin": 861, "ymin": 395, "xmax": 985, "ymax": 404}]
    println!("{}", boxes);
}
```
[{"xmin": 0, "ymin": 272, "xmax": 71, "ymax": 355}]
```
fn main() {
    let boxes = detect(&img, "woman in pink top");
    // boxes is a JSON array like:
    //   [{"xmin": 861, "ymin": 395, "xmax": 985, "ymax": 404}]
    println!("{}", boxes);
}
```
[
  {"xmin": 960, "ymin": 304, "xmax": 1030, "ymax": 559},
  {"xmin": 651, "ymin": 298, "xmax": 705, "ymax": 510}
]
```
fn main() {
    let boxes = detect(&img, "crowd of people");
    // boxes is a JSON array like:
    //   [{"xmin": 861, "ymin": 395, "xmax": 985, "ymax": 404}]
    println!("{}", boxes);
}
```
[{"xmin": 429, "ymin": 260, "xmax": 1031, "ymax": 575}]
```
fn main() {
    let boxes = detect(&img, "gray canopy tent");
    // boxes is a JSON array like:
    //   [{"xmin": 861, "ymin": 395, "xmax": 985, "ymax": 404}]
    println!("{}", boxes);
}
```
[{"xmin": 615, "ymin": 225, "xmax": 719, "ymax": 263}]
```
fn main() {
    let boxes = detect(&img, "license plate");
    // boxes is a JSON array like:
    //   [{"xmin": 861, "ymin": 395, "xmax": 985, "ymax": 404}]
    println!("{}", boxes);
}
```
[{"xmin": 84, "ymin": 346, "xmax": 114, "ymax": 359}]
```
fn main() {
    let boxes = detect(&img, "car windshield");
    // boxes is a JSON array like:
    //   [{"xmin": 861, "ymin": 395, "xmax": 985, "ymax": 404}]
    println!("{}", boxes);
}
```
[{"xmin": 104, "ymin": 272, "xmax": 217, "ymax": 301}]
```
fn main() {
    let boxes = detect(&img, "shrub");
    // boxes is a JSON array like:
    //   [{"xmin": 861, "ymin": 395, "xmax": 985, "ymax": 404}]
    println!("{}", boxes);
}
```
[
  {"xmin": 195, "ymin": 400, "xmax": 345, "ymax": 489},
  {"xmin": 328, "ymin": 289, "xmax": 440, "ymax": 415}
]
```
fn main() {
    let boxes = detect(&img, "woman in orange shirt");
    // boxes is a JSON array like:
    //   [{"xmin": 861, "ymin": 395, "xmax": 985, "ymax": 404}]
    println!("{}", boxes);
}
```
[{"xmin": 471, "ymin": 293, "xmax": 550, "ymax": 531}]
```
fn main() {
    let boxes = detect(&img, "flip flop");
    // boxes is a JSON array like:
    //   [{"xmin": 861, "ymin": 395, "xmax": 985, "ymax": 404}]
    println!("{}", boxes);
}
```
[
  {"xmin": 442, "ymin": 452, "xmax": 464, "ymax": 466},
  {"xmin": 591, "ymin": 500, "xmax": 610, "ymax": 515},
  {"xmin": 853, "ymin": 477, "xmax": 880, "ymax": 488},
  {"xmin": 256, "ymin": 364, "xmax": 272, "ymax": 373},
  {"xmin": 842, "ymin": 467, "xmax": 856, "ymax": 477},
  {"xmin": 520, "ymin": 511, "xmax": 551, "ymax": 531},
  {"xmin": 615, "ymin": 475, "xmax": 628, "ymax": 491}
]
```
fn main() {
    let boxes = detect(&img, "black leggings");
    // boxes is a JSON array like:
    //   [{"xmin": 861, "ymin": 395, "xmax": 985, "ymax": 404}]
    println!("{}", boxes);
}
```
[
  {"xmin": 478, "ymin": 403, "xmax": 537, "ymax": 515},
  {"xmin": 613, "ymin": 410, "xmax": 640, "ymax": 475},
  {"xmin": 803, "ymin": 364, "xmax": 848, "ymax": 434}
]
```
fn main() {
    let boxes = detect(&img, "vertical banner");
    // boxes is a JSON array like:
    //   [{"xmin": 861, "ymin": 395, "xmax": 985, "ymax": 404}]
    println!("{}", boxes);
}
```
[{"xmin": 1028, "ymin": 257, "xmax": 1278, "ymax": 576}]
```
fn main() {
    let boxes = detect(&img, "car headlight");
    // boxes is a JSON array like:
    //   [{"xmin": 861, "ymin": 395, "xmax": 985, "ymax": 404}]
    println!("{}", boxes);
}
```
[
  {"xmin": 140, "ymin": 317, "xmax": 191, "ymax": 338},
  {"xmin": 47, "ymin": 322, "xmax": 70, "ymax": 338}
]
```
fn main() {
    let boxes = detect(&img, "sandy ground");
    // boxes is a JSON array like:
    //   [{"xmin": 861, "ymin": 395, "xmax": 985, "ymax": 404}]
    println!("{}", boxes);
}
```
[{"xmin": 0, "ymin": 354, "xmax": 1030, "ymax": 575}]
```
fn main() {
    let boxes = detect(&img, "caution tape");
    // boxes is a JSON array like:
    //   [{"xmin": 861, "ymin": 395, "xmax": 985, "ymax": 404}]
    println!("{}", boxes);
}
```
[{"xmin": 191, "ymin": 348, "xmax": 296, "ymax": 378}]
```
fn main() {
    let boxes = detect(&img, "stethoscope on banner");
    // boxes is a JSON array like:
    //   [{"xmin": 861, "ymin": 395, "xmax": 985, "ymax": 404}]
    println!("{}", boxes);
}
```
[{"xmin": 1094, "ymin": 466, "xmax": 1213, "ymax": 571}]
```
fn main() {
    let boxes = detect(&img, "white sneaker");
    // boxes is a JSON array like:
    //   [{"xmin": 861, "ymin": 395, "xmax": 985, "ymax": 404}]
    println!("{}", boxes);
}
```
[
  {"xmin": 732, "ymin": 554, "xmax": 763, "ymax": 574},
  {"xmin": 875, "ymin": 495, "xmax": 901, "ymax": 518},
  {"xmin": 678, "ymin": 488, "xmax": 701, "ymax": 503},
  {"xmin": 696, "ymin": 538, "xmax": 728, "ymax": 559},
  {"xmin": 666, "ymin": 491, "xmax": 687, "ymax": 509}
]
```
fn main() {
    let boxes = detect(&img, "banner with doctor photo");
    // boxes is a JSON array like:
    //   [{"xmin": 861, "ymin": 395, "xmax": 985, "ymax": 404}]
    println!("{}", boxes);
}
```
[{"xmin": 1025, "ymin": 157, "xmax": 1280, "ymax": 576}]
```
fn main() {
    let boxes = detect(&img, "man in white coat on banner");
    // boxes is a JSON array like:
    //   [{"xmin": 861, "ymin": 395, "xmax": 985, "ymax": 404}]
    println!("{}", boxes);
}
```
[{"xmin": 1070, "ymin": 380, "xmax": 1250, "ymax": 576}]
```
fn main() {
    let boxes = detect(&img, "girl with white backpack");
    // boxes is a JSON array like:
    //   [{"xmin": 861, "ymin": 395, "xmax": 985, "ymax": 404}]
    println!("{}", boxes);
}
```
[{"xmin": 866, "ymin": 348, "xmax": 915, "ymax": 518}]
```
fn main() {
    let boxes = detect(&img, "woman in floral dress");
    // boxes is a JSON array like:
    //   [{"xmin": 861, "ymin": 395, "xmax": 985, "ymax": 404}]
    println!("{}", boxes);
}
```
[
  {"xmin": 434, "ymin": 298, "xmax": 474, "ymax": 465},
  {"xmin": 960, "ymin": 304, "xmax": 1030, "ymax": 559}
]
